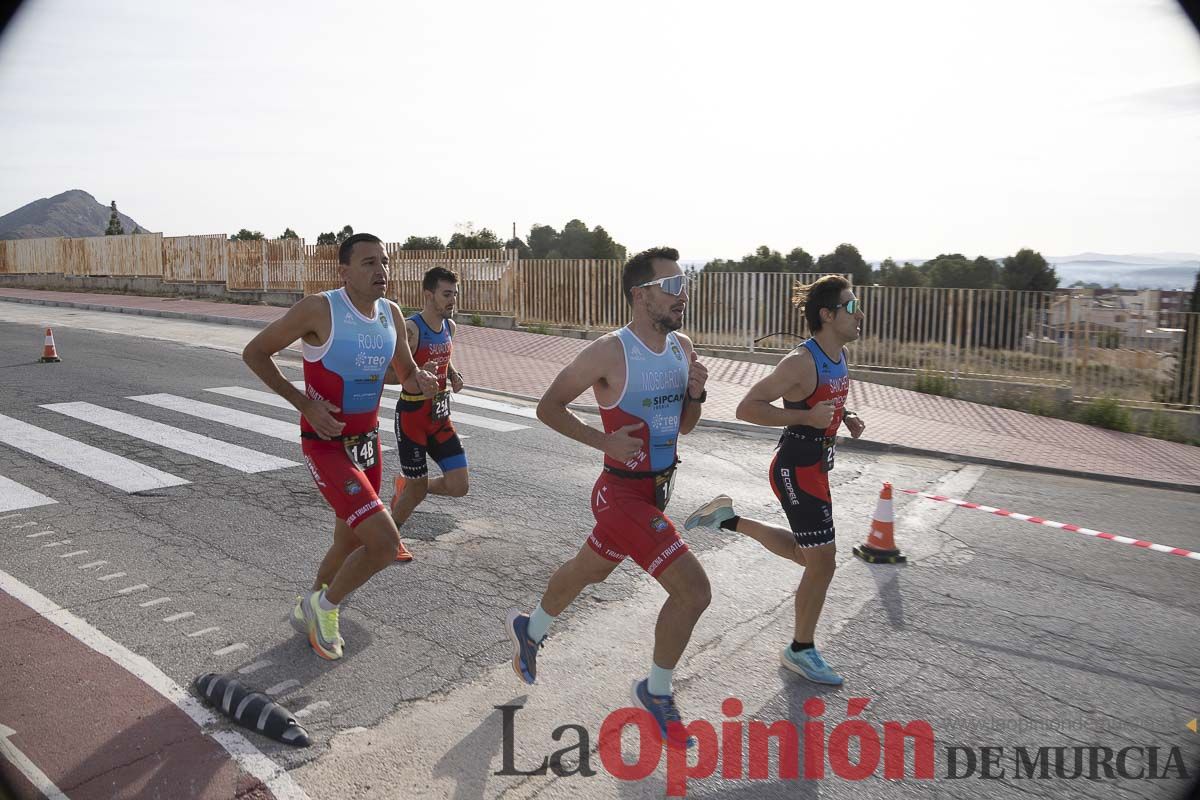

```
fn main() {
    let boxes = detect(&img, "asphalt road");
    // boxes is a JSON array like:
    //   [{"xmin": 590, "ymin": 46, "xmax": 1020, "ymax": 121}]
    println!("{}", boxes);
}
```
[{"xmin": 0, "ymin": 315, "xmax": 1197, "ymax": 800}]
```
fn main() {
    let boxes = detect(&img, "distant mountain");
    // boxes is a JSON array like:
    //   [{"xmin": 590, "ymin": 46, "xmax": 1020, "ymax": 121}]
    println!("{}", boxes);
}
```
[
  {"xmin": 0, "ymin": 190, "xmax": 149, "ymax": 240},
  {"xmin": 1048, "ymin": 252, "xmax": 1200, "ymax": 266}
]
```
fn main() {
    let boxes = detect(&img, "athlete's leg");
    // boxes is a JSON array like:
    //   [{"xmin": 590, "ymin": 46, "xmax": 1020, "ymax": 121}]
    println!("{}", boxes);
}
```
[
  {"xmin": 728, "ymin": 516, "xmax": 807, "ymax": 563},
  {"xmin": 324, "ymin": 510, "xmax": 401, "ymax": 605},
  {"xmin": 793, "ymin": 541, "xmax": 836, "ymax": 643},
  {"xmin": 540, "ymin": 542, "xmax": 620, "ymax": 616},
  {"xmin": 425, "ymin": 466, "xmax": 468, "ymax": 498},
  {"xmin": 391, "ymin": 476, "xmax": 429, "ymax": 526},
  {"xmin": 313, "ymin": 518, "xmax": 361, "ymax": 591},
  {"xmin": 651, "ymin": 550, "xmax": 712, "ymax": 670}
]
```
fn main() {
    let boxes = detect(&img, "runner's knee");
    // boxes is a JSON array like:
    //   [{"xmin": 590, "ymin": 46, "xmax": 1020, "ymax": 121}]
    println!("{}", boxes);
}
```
[
  {"xmin": 444, "ymin": 471, "xmax": 469, "ymax": 497},
  {"xmin": 803, "ymin": 545, "xmax": 837, "ymax": 578}
]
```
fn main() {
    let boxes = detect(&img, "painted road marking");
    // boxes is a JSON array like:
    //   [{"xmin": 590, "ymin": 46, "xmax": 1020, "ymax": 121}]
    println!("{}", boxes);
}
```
[
  {"xmin": 43, "ymin": 402, "xmax": 299, "ymax": 474},
  {"xmin": 0, "ymin": 723, "xmax": 69, "ymax": 800},
  {"xmin": 77, "ymin": 560, "xmax": 107, "ymax": 570},
  {"xmin": 0, "ymin": 412, "xmax": 189, "ymax": 492},
  {"xmin": 186, "ymin": 626, "xmax": 220, "ymax": 637},
  {"xmin": 116, "ymin": 584, "xmax": 149, "ymax": 595},
  {"xmin": 59, "ymin": 550, "xmax": 88, "ymax": 558},
  {"xmin": 163, "ymin": 611, "xmax": 195, "ymax": 622},
  {"xmin": 238, "ymin": 660, "xmax": 272, "ymax": 675},
  {"xmin": 0, "ymin": 475, "xmax": 57, "ymax": 514},
  {"xmin": 130, "ymin": 393, "xmax": 302, "ymax": 441},
  {"xmin": 41, "ymin": 539, "xmax": 70, "ymax": 548},
  {"xmin": 12, "ymin": 521, "xmax": 37, "ymax": 529},
  {"xmin": 203, "ymin": 387, "xmax": 393, "ymax": 449},
  {"xmin": 902, "ymin": 489, "xmax": 1200, "ymax": 561},
  {"xmin": 266, "ymin": 679, "xmax": 300, "ymax": 697},
  {"xmin": 294, "ymin": 701, "xmax": 330, "ymax": 719},
  {"xmin": 213, "ymin": 642, "xmax": 249, "ymax": 657},
  {"xmin": 97, "ymin": 572, "xmax": 126, "ymax": 581},
  {"xmin": 379, "ymin": 385, "xmax": 532, "ymax": 431},
  {"xmin": 139, "ymin": 597, "xmax": 171, "ymax": 608},
  {"xmin": 0, "ymin": 568, "xmax": 308, "ymax": 799},
  {"xmin": 26, "ymin": 531, "xmax": 55, "ymax": 538}
]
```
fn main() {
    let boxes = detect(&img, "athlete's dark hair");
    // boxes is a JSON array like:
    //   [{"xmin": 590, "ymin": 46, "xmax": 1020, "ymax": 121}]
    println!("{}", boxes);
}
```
[
  {"xmin": 422, "ymin": 266, "xmax": 458, "ymax": 293},
  {"xmin": 621, "ymin": 246, "xmax": 680, "ymax": 305},
  {"xmin": 338, "ymin": 233, "xmax": 384, "ymax": 265},
  {"xmin": 793, "ymin": 274, "xmax": 851, "ymax": 332}
]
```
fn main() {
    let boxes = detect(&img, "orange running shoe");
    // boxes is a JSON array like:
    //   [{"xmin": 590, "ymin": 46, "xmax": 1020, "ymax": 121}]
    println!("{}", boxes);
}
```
[{"xmin": 395, "ymin": 540, "xmax": 414, "ymax": 562}]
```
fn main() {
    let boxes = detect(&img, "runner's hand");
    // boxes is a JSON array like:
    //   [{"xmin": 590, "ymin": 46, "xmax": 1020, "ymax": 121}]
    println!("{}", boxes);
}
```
[
  {"xmin": 302, "ymin": 398, "xmax": 345, "ymax": 439},
  {"xmin": 844, "ymin": 414, "xmax": 866, "ymax": 439},
  {"xmin": 415, "ymin": 367, "xmax": 439, "ymax": 397},
  {"xmin": 687, "ymin": 350, "xmax": 708, "ymax": 399},
  {"xmin": 806, "ymin": 399, "xmax": 837, "ymax": 430},
  {"xmin": 603, "ymin": 422, "xmax": 644, "ymax": 462}
]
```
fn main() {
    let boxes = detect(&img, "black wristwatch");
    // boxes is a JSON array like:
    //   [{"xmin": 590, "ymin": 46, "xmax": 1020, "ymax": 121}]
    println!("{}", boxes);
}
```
[{"xmin": 688, "ymin": 389, "xmax": 707, "ymax": 404}]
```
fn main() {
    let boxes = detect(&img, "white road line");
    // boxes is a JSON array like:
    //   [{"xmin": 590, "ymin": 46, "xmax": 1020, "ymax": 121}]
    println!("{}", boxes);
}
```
[
  {"xmin": 42, "ymin": 402, "xmax": 299, "ymax": 474},
  {"xmin": 205, "ymin": 387, "xmax": 394, "ymax": 449},
  {"xmin": 78, "ymin": 560, "xmax": 107, "ymax": 570},
  {"xmin": 294, "ymin": 701, "xmax": 330, "ymax": 719},
  {"xmin": 266, "ymin": 679, "xmax": 300, "ymax": 697},
  {"xmin": 186, "ymin": 626, "xmax": 220, "ymax": 637},
  {"xmin": 0, "ymin": 512, "xmax": 22, "ymax": 521},
  {"xmin": 0, "ymin": 476, "xmax": 57, "ymax": 514},
  {"xmin": 116, "ymin": 584, "xmax": 149, "ymax": 595},
  {"xmin": 139, "ymin": 597, "xmax": 171, "ymax": 608},
  {"xmin": 59, "ymin": 550, "xmax": 87, "ymax": 558},
  {"xmin": 163, "ymin": 611, "xmax": 195, "ymax": 622},
  {"xmin": 0, "ymin": 723, "xmax": 69, "ymax": 800},
  {"xmin": 97, "ymin": 572, "xmax": 127, "ymax": 581},
  {"xmin": 41, "ymin": 539, "xmax": 70, "ymax": 547},
  {"xmin": 0, "ymin": 568, "xmax": 309, "ymax": 800},
  {"xmin": 0, "ymin": 412, "xmax": 189, "ymax": 492},
  {"xmin": 129, "ymin": 393, "xmax": 301, "ymax": 442},
  {"xmin": 26, "ymin": 531, "xmax": 54, "ymax": 538},
  {"xmin": 12, "ymin": 521, "xmax": 37, "ymax": 529},
  {"xmin": 213, "ymin": 642, "xmax": 249, "ymax": 657},
  {"xmin": 238, "ymin": 660, "xmax": 272, "ymax": 675}
]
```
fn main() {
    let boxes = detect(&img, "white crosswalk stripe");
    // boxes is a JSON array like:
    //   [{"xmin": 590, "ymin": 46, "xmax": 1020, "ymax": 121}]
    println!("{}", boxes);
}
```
[
  {"xmin": 42, "ymin": 402, "xmax": 299, "ymax": 474},
  {"xmin": 0, "ymin": 413, "xmax": 189, "ymax": 493},
  {"xmin": 0, "ymin": 475, "xmax": 57, "ymax": 513},
  {"xmin": 129, "ymin": 393, "xmax": 301, "ymax": 442}
]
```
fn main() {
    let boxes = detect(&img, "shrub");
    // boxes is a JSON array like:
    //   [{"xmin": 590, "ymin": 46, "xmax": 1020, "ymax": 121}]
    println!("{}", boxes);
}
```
[
  {"xmin": 913, "ymin": 371, "xmax": 957, "ymax": 398},
  {"xmin": 1077, "ymin": 395, "xmax": 1133, "ymax": 432},
  {"xmin": 470, "ymin": 313, "xmax": 484, "ymax": 327}
]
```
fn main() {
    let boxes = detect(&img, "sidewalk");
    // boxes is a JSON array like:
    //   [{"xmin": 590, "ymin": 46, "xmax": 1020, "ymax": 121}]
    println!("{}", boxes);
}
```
[{"xmin": 3, "ymin": 286, "xmax": 1199, "ymax": 491}]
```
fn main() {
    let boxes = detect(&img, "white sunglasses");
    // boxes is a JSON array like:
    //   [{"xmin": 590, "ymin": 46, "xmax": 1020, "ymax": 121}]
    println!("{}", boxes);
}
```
[{"xmin": 634, "ymin": 274, "xmax": 691, "ymax": 296}]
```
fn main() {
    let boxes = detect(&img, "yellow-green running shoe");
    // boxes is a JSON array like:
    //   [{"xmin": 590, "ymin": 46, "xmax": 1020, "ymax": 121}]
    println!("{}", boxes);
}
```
[{"xmin": 301, "ymin": 590, "xmax": 343, "ymax": 660}]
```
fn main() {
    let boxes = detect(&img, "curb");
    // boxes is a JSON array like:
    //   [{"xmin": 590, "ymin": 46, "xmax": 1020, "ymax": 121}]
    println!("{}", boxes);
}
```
[
  {"xmin": 5, "ymin": 293, "xmax": 1197, "ymax": 494},
  {"xmin": 0, "ymin": 295, "xmax": 275, "ymax": 329}
]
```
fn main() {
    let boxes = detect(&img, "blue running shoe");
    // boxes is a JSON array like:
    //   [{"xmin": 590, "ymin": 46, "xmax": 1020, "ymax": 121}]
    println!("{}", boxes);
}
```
[
  {"xmin": 506, "ymin": 608, "xmax": 543, "ymax": 685},
  {"xmin": 683, "ymin": 495, "xmax": 735, "ymax": 531},
  {"xmin": 780, "ymin": 646, "xmax": 844, "ymax": 685},
  {"xmin": 631, "ymin": 679, "xmax": 696, "ymax": 749}
]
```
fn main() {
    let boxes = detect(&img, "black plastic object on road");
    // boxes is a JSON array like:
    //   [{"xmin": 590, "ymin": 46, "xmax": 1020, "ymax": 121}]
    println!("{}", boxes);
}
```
[{"xmin": 193, "ymin": 672, "xmax": 311, "ymax": 747}]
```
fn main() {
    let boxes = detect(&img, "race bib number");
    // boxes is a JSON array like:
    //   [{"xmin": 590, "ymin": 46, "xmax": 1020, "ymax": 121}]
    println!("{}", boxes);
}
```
[
  {"xmin": 821, "ymin": 440, "xmax": 836, "ymax": 473},
  {"xmin": 344, "ymin": 429, "xmax": 379, "ymax": 471},
  {"xmin": 654, "ymin": 468, "xmax": 676, "ymax": 512},
  {"xmin": 431, "ymin": 391, "xmax": 451, "ymax": 421}
]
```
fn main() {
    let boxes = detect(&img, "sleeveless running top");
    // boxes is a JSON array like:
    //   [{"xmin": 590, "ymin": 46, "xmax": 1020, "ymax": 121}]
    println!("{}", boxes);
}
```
[
  {"xmin": 408, "ymin": 313, "xmax": 452, "ymax": 397},
  {"xmin": 301, "ymin": 288, "xmax": 397, "ymax": 436},
  {"xmin": 599, "ymin": 327, "xmax": 689, "ymax": 474},
  {"xmin": 783, "ymin": 338, "xmax": 849, "ymax": 438}
]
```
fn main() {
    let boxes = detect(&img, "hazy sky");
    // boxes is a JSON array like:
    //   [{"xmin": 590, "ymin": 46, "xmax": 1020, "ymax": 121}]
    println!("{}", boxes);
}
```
[{"xmin": 1, "ymin": 0, "xmax": 1198, "ymax": 261}]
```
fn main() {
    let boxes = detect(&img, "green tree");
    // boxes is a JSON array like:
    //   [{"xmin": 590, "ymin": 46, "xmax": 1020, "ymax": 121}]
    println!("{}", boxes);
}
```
[
  {"xmin": 815, "ymin": 243, "xmax": 871, "ymax": 285},
  {"xmin": 401, "ymin": 236, "xmax": 446, "ymax": 251},
  {"xmin": 448, "ymin": 226, "xmax": 503, "ymax": 250},
  {"xmin": 504, "ymin": 237, "xmax": 532, "ymax": 257},
  {"xmin": 105, "ymin": 201, "xmax": 124, "ymax": 236},
  {"xmin": 527, "ymin": 224, "xmax": 559, "ymax": 258},
  {"xmin": 590, "ymin": 225, "xmax": 624, "ymax": 260},
  {"xmin": 1000, "ymin": 248, "xmax": 1058, "ymax": 291},
  {"xmin": 786, "ymin": 247, "xmax": 815, "ymax": 272},
  {"xmin": 921, "ymin": 253, "xmax": 995, "ymax": 288},
  {"xmin": 316, "ymin": 232, "xmax": 337, "ymax": 246},
  {"xmin": 336, "ymin": 225, "xmax": 354, "ymax": 244},
  {"xmin": 279, "ymin": 228, "xmax": 299, "ymax": 240},
  {"xmin": 230, "ymin": 228, "xmax": 265, "ymax": 241},
  {"xmin": 878, "ymin": 257, "xmax": 928, "ymax": 287}
]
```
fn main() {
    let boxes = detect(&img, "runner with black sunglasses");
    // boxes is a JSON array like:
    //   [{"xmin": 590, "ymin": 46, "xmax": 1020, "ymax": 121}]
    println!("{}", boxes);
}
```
[{"xmin": 683, "ymin": 275, "xmax": 866, "ymax": 685}]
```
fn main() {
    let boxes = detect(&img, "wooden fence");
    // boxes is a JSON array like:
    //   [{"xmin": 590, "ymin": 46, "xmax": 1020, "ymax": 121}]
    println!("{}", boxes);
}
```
[{"xmin": 2, "ymin": 233, "xmax": 1196, "ymax": 410}]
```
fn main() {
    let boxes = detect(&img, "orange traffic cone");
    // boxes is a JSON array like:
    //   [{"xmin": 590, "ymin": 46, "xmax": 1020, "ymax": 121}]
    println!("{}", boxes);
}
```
[
  {"xmin": 853, "ymin": 482, "xmax": 907, "ymax": 564},
  {"xmin": 39, "ymin": 327, "xmax": 61, "ymax": 363}
]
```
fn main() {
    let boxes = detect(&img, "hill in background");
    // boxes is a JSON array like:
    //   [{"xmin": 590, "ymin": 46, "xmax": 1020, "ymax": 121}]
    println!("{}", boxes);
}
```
[{"xmin": 0, "ymin": 190, "xmax": 149, "ymax": 240}]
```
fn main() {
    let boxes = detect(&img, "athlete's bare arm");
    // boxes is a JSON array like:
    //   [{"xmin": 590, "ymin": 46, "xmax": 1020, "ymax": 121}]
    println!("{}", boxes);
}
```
[
  {"xmin": 242, "ymin": 295, "xmax": 344, "ymax": 439},
  {"xmin": 386, "ymin": 301, "xmax": 437, "ymax": 396},
  {"xmin": 445, "ymin": 319, "xmax": 464, "ymax": 392},
  {"xmin": 736, "ymin": 348, "xmax": 834, "ymax": 429},
  {"xmin": 537, "ymin": 335, "xmax": 643, "ymax": 462},
  {"xmin": 675, "ymin": 333, "xmax": 707, "ymax": 436}
]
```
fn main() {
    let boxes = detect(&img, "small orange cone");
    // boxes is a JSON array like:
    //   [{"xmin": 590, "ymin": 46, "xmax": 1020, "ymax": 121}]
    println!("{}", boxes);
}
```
[
  {"xmin": 853, "ymin": 482, "xmax": 907, "ymax": 564},
  {"xmin": 39, "ymin": 327, "xmax": 61, "ymax": 363}
]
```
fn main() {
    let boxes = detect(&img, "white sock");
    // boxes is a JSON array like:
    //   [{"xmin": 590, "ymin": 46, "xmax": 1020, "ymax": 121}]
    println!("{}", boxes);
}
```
[
  {"xmin": 648, "ymin": 663, "xmax": 673, "ymax": 696},
  {"xmin": 526, "ymin": 602, "xmax": 555, "ymax": 642},
  {"xmin": 317, "ymin": 589, "xmax": 338, "ymax": 612}
]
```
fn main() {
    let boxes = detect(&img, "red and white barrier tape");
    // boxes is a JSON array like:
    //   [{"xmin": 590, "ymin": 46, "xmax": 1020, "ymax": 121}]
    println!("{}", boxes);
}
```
[{"xmin": 900, "ymin": 490, "xmax": 1200, "ymax": 562}]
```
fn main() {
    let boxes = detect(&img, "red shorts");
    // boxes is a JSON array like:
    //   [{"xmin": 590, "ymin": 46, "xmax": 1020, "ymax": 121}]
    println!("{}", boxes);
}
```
[
  {"xmin": 588, "ymin": 473, "xmax": 689, "ymax": 578},
  {"xmin": 301, "ymin": 438, "xmax": 385, "ymax": 529}
]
